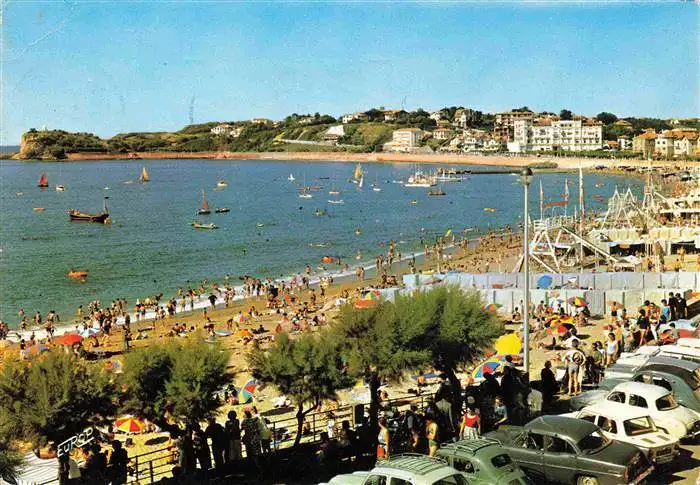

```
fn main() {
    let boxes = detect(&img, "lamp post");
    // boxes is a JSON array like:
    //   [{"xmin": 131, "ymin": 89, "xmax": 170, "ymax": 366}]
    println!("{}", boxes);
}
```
[{"xmin": 520, "ymin": 167, "xmax": 533, "ymax": 375}]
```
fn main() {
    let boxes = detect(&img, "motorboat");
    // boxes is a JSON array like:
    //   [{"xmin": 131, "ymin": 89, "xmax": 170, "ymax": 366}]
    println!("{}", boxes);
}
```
[
  {"xmin": 55, "ymin": 185, "xmax": 66, "ymax": 192},
  {"xmin": 215, "ymin": 208, "xmax": 230, "ymax": 213},
  {"xmin": 68, "ymin": 270, "xmax": 88, "ymax": 279},
  {"xmin": 216, "ymin": 179, "xmax": 228, "ymax": 189},
  {"xmin": 328, "ymin": 199, "xmax": 344, "ymax": 204},
  {"xmin": 191, "ymin": 221, "xmax": 218, "ymax": 230}
]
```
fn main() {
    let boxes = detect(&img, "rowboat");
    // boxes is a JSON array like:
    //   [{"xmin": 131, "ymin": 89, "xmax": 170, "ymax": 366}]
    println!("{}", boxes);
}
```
[
  {"xmin": 55, "ymin": 184, "xmax": 66, "ymax": 192},
  {"xmin": 68, "ymin": 270, "xmax": 88, "ymax": 279},
  {"xmin": 191, "ymin": 222, "xmax": 218, "ymax": 230},
  {"xmin": 69, "ymin": 198, "xmax": 110, "ymax": 223}
]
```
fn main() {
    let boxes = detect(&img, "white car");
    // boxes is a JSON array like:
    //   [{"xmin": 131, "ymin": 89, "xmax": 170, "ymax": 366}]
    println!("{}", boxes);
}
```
[
  {"xmin": 600, "ymin": 381, "xmax": 700, "ymax": 441},
  {"xmin": 321, "ymin": 455, "xmax": 469, "ymax": 485},
  {"xmin": 616, "ymin": 344, "xmax": 700, "ymax": 367},
  {"xmin": 565, "ymin": 401, "xmax": 680, "ymax": 464},
  {"xmin": 677, "ymin": 338, "xmax": 700, "ymax": 351}
]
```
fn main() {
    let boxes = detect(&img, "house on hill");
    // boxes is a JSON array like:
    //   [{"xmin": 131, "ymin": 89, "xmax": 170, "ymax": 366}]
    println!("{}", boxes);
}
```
[{"xmin": 322, "ymin": 125, "xmax": 345, "ymax": 144}]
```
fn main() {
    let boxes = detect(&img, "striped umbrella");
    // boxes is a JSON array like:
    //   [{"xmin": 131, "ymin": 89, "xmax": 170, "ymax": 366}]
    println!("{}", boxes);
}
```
[
  {"xmin": 472, "ymin": 360, "xmax": 504, "ymax": 379},
  {"xmin": 239, "ymin": 379, "xmax": 258, "ymax": 404},
  {"xmin": 484, "ymin": 303, "xmax": 501, "ymax": 313},
  {"xmin": 115, "ymin": 416, "xmax": 145, "ymax": 433},
  {"xmin": 568, "ymin": 296, "xmax": 587, "ymax": 307}
]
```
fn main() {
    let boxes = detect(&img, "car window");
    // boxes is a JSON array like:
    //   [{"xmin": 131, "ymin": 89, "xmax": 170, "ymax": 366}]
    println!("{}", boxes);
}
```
[
  {"xmin": 629, "ymin": 394, "xmax": 648, "ymax": 408},
  {"xmin": 390, "ymin": 479, "xmax": 410, "ymax": 485},
  {"xmin": 523, "ymin": 432, "xmax": 544, "ymax": 450},
  {"xmin": 491, "ymin": 454, "xmax": 513, "ymax": 468},
  {"xmin": 453, "ymin": 458, "xmax": 475, "ymax": 473},
  {"xmin": 579, "ymin": 413, "xmax": 596, "ymax": 424},
  {"xmin": 656, "ymin": 393, "xmax": 679, "ymax": 411},
  {"xmin": 577, "ymin": 430, "xmax": 611, "ymax": 454},
  {"xmin": 623, "ymin": 416, "xmax": 656, "ymax": 436},
  {"xmin": 635, "ymin": 374, "xmax": 651, "ymax": 385},
  {"xmin": 365, "ymin": 475, "xmax": 388, "ymax": 485},
  {"xmin": 597, "ymin": 416, "xmax": 617, "ymax": 434},
  {"xmin": 545, "ymin": 436, "xmax": 575, "ymax": 454},
  {"xmin": 433, "ymin": 474, "xmax": 469, "ymax": 485},
  {"xmin": 652, "ymin": 378, "xmax": 673, "ymax": 392},
  {"xmin": 607, "ymin": 391, "xmax": 625, "ymax": 403}
]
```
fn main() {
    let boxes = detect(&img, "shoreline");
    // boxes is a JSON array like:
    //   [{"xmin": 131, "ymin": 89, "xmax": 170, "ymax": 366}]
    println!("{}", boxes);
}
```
[{"xmin": 18, "ymin": 151, "xmax": 690, "ymax": 171}]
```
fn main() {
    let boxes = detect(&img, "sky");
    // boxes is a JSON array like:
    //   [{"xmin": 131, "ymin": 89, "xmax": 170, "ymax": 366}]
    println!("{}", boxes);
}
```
[{"xmin": 2, "ymin": 1, "xmax": 698, "ymax": 143}]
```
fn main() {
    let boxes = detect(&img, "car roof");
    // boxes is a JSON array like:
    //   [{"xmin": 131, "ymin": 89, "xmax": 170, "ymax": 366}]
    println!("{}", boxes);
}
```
[
  {"xmin": 527, "ymin": 415, "xmax": 598, "ymax": 441},
  {"xmin": 375, "ymin": 454, "xmax": 455, "ymax": 478},
  {"xmin": 437, "ymin": 438, "xmax": 503, "ymax": 458},
  {"xmin": 644, "ymin": 356, "xmax": 700, "ymax": 372},
  {"xmin": 583, "ymin": 401, "xmax": 654, "ymax": 420},
  {"xmin": 611, "ymin": 381, "xmax": 670, "ymax": 398}
]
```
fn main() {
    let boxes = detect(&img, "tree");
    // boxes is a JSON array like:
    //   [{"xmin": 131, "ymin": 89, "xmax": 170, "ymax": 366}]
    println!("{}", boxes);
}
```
[
  {"xmin": 332, "ymin": 302, "xmax": 428, "ymax": 436},
  {"xmin": 394, "ymin": 286, "xmax": 503, "ymax": 409},
  {"xmin": 249, "ymin": 332, "xmax": 352, "ymax": 445},
  {"xmin": 595, "ymin": 112, "xmax": 618, "ymax": 125},
  {"xmin": 0, "ymin": 353, "xmax": 116, "ymax": 450},
  {"xmin": 120, "ymin": 344, "xmax": 173, "ymax": 421},
  {"xmin": 559, "ymin": 109, "xmax": 573, "ymax": 121},
  {"xmin": 0, "ymin": 443, "xmax": 24, "ymax": 482}
]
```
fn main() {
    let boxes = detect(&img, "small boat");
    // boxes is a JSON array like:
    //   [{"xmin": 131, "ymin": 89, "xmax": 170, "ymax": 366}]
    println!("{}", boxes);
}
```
[
  {"xmin": 328, "ymin": 199, "xmax": 344, "ymax": 205},
  {"xmin": 38, "ymin": 172, "xmax": 48, "ymax": 188},
  {"xmin": 328, "ymin": 189, "xmax": 340, "ymax": 195},
  {"xmin": 198, "ymin": 189, "xmax": 211, "ymax": 215},
  {"xmin": 68, "ymin": 270, "xmax": 88, "ymax": 280},
  {"xmin": 139, "ymin": 166, "xmax": 150, "ymax": 183},
  {"xmin": 410, "ymin": 200, "xmax": 418, "ymax": 205},
  {"xmin": 55, "ymin": 184, "xmax": 66, "ymax": 192},
  {"xmin": 191, "ymin": 221, "xmax": 218, "ymax": 230},
  {"xmin": 256, "ymin": 222, "xmax": 264, "ymax": 227},
  {"xmin": 299, "ymin": 174, "xmax": 313, "ymax": 198},
  {"xmin": 595, "ymin": 183, "xmax": 605, "ymax": 188},
  {"xmin": 351, "ymin": 163, "xmax": 363, "ymax": 184},
  {"xmin": 314, "ymin": 209, "xmax": 326, "ymax": 216},
  {"xmin": 123, "ymin": 180, "xmax": 134, "ymax": 185},
  {"xmin": 16, "ymin": 192, "xmax": 23, "ymax": 196},
  {"xmin": 33, "ymin": 207, "xmax": 46, "ymax": 212},
  {"xmin": 288, "ymin": 174, "xmax": 295, "ymax": 182},
  {"xmin": 104, "ymin": 186, "xmax": 109, "ymax": 190},
  {"xmin": 428, "ymin": 186, "xmax": 446, "ymax": 196},
  {"xmin": 299, "ymin": 191, "xmax": 313, "ymax": 199},
  {"xmin": 215, "ymin": 207, "xmax": 230, "ymax": 213},
  {"xmin": 357, "ymin": 174, "xmax": 364, "ymax": 189},
  {"xmin": 69, "ymin": 198, "xmax": 110, "ymax": 223},
  {"xmin": 354, "ymin": 228, "xmax": 362, "ymax": 236},
  {"xmin": 483, "ymin": 207, "xmax": 496, "ymax": 213},
  {"xmin": 371, "ymin": 175, "xmax": 382, "ymax": 192},
  {"xmin": 372, "ymin": 186, "xmax": 382, "ymax": 192},
  {"xmin": 216, "ymin": 180, "xmax": 228, "ymax": 189}
]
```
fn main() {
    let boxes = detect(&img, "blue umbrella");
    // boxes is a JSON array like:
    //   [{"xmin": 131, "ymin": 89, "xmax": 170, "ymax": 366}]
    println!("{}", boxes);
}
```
[{"xmin": 537, "ymin": 275, "xmax": 553, "ymax": 289}]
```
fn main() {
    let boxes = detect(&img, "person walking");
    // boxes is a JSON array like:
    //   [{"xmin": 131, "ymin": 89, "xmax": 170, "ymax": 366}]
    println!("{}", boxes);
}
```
[
  {"xmin": 605, "ymin": 332, "xmax": 618, "ymax": 367},
  {"xmin": 540, "ymin": 361, "xmax": 558, "ymax": 413},
  {"xmin": 460, "ymin": 407, "xmax": 480, "ymax": 440},
  {"xmin": 377, "ymin": 416, "xmax": 391, "ymax": 461},
  {"xmin": 425, "ymin": 412, "xmax": 440, "ymax": 457},
  {"xmin": 241, "ymin": 409, "xmax": 261, "ymax": 469},
  {"xmin": 565, "ymin": 340, "xmax": 585, "ymax": 396}
]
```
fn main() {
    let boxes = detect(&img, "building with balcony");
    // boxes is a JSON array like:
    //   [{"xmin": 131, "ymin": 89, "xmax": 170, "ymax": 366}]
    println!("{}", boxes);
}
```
[
  {"xmin": 387, "ymin": 128, "xmax": 423, "ymax": 152},
  {"xmin": 512, "ymin": 118, "xmax": 603, "ymax": 152}
]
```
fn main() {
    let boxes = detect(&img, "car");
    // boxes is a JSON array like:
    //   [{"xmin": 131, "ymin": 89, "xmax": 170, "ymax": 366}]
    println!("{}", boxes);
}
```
[
  {"xmin": 615, "ymin": 345, "xmax": 700, "ymax": 367},
  {"xmin": 484, "ymin": 415, "xmax": 653, "ymax": 485},
  {"xmin": 435, "ymin": 438, "xmax": 534, "ymax": 485},
  {"xmin": 564, "ymin": 401, "xmax": 680, "ymax": 464},
  {"xmin": 575, "ymin": 357, "xmax": 700, "ymax": 413},
  {"xmin": 321, "ymin": 454, "xmax": 469, "ymax": 485},
  {"xmin": 676, "ymin": 337, "xmax": 700, "ymax": 351},
  {"xmin": 572, "ymin": 381, "xmax": 700, "ymax": 441}
]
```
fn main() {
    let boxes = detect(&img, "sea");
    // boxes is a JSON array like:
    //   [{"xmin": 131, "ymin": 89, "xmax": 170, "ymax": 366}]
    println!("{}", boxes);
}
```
[{"xmin": 0, "ymin": 159, "xmax": 643, "ymax": 327}]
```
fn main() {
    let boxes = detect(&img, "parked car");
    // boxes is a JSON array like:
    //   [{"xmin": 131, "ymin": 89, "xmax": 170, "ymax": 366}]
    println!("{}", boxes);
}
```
[
  {"xmin": 616, "ymin": 344, "xmax": 700, "ymax": 367},
  {"xmin": 570, "ymin": 381, "xmax": 700, "ymax": 441},
  {"xmin": 564, "ymin": 401, "xmax": 680, "ymax": 464},
  {"xmin": 321, "ymin": 455, "xmax": 468, "ymax": 485},
  {"xmin": 484, "ymin": 415, "xmax": 654, "ymax": 485},
  {"xmin": 576, "ymin": 357, "xmax": 700, "ymax": 413},
  {"xmin": 435, "ymin": 438, "xmax": 534, "ymax": 485},
  {"xmin": 676, "ymin": 337, "xmax": 700, "ymax": 351}
]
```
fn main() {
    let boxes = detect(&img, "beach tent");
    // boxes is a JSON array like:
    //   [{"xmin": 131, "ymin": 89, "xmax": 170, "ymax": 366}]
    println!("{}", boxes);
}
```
[{"xmin": 0, "ymin": 452, "xmax": 59, "ymax": 485}]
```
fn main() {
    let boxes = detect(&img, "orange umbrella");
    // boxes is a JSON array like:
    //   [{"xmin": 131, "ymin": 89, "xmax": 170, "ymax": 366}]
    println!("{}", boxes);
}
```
[
  {"xmin": 55, "ymin": 333, "xmax": 84, "ymax": 346},
  {"xmin": 235, "ymin": 329, "xmax": 253, "ymax": 338},
  {"xmin": 115, "ymin": 416, "xmax": 145, "ymax": 433},
  {"xmin": 354, "ymin": 299, "xmax": 377, "ymax": 309}
]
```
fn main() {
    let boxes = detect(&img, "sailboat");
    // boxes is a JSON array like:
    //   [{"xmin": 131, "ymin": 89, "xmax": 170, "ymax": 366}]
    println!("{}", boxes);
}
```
[
  {"xmin": 372, "ymin": 175, "xmax": 382, "ymax": 192},
  {"xmin": 357, "ymin": 174, "xmax": 364, "ymax": 189},
  {"xmin": 288, "ymin": 174, "xmax": 295, "ymax": 182},
  {"xmin": 351, "ymin": 163, "xmax": 363, "ymax": 184},
  {"xmin": 328, "ymin": 179, "xmax": 340, "ymax": 196},
  {"xmin": 38, "ymin": 172, "xmax": 48, "ymax": 188},
  {"xmin": 198, "ymin": 190, "xmax": 211, "ymax": 215},
  {"xmin": 299, "ymin": 174, "xmax": 313, "ymax": 198},
  {"xmin": 139, "ymin": 166, "xmax": 150, "ymax": 183},
  {"xmin": 69, "ymin": 197, "xmax": 110, "ymax": 223}
]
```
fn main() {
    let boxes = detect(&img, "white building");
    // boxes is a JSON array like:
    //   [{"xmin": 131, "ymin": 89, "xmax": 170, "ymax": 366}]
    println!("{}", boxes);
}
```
[
  {"xmin": 429, "ymin": 112, "xmax": 443, "ymax": 122},
  {"xmin": 388, "ymin": 128, "xmax": 422, "ymax": 152},
  {"xmin": 383, "ymin": 110, "xmax": 401, "ymax": 122},
  {"xmin": 341, "ymin": 112, "xmax": 367, "ymax": 124},
  {"xmin": 654, "ymin": 131, "xmax": 676, "ymax": 158},
  {"xmin": 433, "ymin": 128, "xmax": 452, "ymax": 140},
  {"xmin": 674, "ymin": 134, "xmax": 698, "ymax": 157},
  {"xmin": 211, "ymin": 124, "xmax": 234, "ymax": 135},
  {"xmin": 251, "ymin": 118, "xmax": 272, "ymax": 125},
  {"xmin": 322, "ymin": 125, "xmax": 345, "ymax": 143},
  {"xmin": 513, "ymin": 119, "xmax": 603, "ymax": 152},
  {"xmin": 617, "ymin": 136, "xmax": 632, "ymax": 151}
]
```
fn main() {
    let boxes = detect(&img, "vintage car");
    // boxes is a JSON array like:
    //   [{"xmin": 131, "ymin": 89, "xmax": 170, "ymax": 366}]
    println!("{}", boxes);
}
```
[
  {"xmin": 436, "ymin": 438, "xmax": 534, "ymax": 485},
  {"xmin": 321, "ymin": 455, "xmax": 468, "ymax": 485},
  {"xmin": 484, "ymin": 415, "xmax": 653, "ymax": 485},
  {"xmin": 615, "ymin": 345, "xmax": 700, "ymax": 367},
  {"xmin": 575, "ymin": 357, "xmax": 700, "ymax": 413},
  {"xmin": 565, "ymin": 401, "xmax": 680, "ymax": 464},
  {"xmin": 570, "ymin": 381, "xmax": 700, "ymax": 441}
]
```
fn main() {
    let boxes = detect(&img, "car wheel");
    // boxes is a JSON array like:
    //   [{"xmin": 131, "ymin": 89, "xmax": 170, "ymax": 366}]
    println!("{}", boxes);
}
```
[{"xmin": 576, "ymin": 476, "xmax": 599, "ymax": 485}]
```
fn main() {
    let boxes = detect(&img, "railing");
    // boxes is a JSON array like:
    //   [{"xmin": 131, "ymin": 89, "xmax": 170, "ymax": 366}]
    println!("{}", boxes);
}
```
[{"xmin": 125, "ymin": 391, "xmax": 434, "ymax": 483}]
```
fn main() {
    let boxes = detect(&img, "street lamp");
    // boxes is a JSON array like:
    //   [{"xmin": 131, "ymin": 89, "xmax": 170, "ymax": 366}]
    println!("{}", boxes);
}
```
[{"xmin": 520, "ymin": 167, "xmax": 533, "ymax": 375}]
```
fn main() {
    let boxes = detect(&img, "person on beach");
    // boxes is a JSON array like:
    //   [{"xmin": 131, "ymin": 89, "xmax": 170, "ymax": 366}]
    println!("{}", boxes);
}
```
[
  {"xmin": 460, "ymin": 407, "xmax": 480, "ymax": 439},
  {"xmin": 377, "ymin": 416, "xmax": 390, "ymax": 460},
  {"xmin": 225, "ymin": 411, "xmax": 242, "ymax": 463},
  {"xmin": 241, "ymin": 409, "xmax": 261, "ymax": 469},
  {"xmin": 565, "ymin": 340, "xmax": 584, "ymax": 396},
  {"xmin": 605, "ymin": 332, "xmax": 618, "ymax": 366}
]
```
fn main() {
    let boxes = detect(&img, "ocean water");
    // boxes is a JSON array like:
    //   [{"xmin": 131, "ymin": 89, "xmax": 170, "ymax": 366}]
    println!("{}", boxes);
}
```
[{"xmin": 0, "ymin": 159, "xmax": 642, "ymax": 325}]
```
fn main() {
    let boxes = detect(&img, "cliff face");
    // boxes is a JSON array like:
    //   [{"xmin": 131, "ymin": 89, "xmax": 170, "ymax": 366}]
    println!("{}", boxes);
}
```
[{"xmin": 18, "ymin": 130, "xmax": 106, "ymax": 160}]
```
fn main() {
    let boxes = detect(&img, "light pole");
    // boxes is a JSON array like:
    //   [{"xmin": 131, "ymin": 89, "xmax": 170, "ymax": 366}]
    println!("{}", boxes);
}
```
[{"xmin": 520, "ymin": 167, "xmax": 533, "ymax": 375}]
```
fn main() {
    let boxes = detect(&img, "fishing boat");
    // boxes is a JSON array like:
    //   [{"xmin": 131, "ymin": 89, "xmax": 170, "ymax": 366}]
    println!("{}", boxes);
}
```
[
  {"xmin": 428, "ymin": 186, "xmax": 446, "ymax": 196},
  {"xmin": 68, "ymin": 270, "xmax": 88, "ymax": 280},
  {"xmin": 405, "ymin": 170, "xmax": 436, "ymax": 188},
  {"xmin": 328, "ymin": 199, "xmax": 344, "ymax": 205},
  {"xmin": 68, "ymin": 198, "xmax": 110, "ymax": 223},
  {"xmin": 139, "ymin": 166, "xmax": 150, "ymax": 183},
  {"xmin": 33, "ymin": 207, "xmax": 46, "ymax": 212},
  {"xmin": 288, "ymin": 174, "xmax": 295, "ymax": 181},
  {"xmin": 55, "ymin": 184, "xmax": 66, "ymax": 192},
  {"xmin": 215, "ymin": 207, "xmax": 230, "ymax": 213},
  {"xmin": 38, "ymin": 172, "xmax": 48, "ymax": 188},
  {"xmin": 216, "ymin": 179, "xmax": 228, "ymax": 189},
  {"xmin": 191, "ymin": 221, "xmax": 218, "ymax": 230},
  {"xmin": 198, "ymin": 190, "xmax": 211, "ymax": 215}
]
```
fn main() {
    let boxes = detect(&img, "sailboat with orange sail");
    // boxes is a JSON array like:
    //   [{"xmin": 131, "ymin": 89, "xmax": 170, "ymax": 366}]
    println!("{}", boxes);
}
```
[
  {"xmin": 139, "ymin": 166, "xmax": 150, "ymax": 183},
  {"xmin": 38, "ymin": 172, "xmax": 49, "ymax": 188},
  {"xmin": 198, "ymin": 189, "xmax": 211, "ymax": 215}
]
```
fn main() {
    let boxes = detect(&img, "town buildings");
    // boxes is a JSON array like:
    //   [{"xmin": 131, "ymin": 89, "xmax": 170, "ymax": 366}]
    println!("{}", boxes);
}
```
[
  {"xmin": 433, "ymin": 127, "xmax": 452, "ymax": 140},
  {"xmin": 511, "ymin": 118, "xmax": 603, "ymax": 152},
  {"xmin": 341, "ymin": 112, "xmax": 367, "ymax": 124},
  {"xmin": 387, "ymin": 128, "xmax": 423, "ymax": 152}
]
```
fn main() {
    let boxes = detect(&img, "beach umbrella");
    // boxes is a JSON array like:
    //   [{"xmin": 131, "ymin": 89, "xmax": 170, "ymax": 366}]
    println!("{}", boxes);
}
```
[
  {"xmin": 354, "ymin": 299, "xmax": 377, "ymax": 309},
  {"xmin": 568, "ymin": 296, "xmax": 587, "ymax": 307},
  {"xmin": 234, "ymin": 329, "xmax": 253, "ymax": 338},
  {"xmin": 239, "ymin": 379, "xmax": 258, "ymax": 404},
  {"xmin": 115, "ymin": 416, "xmax": 145, "ymax": 433},
  {"xmin": 362, "ymin": 290, "xmax": 381, "ymax": 300},
  {"xmin": 494, "ymin": 333, "xmax": 522, "ymax": 356},
  {"xmin": 215, "ymin": 329, "xmax": 232, "ymax": 337},
  {"xmin": 484, "ymin": 303, "xmax": 501, "ymax": 313},
  {"xmin": 472, "ymin": 360, "xmax": 503, "ymax": 379},
  {"xmin": 537, "ymin": 275, "xmax": 553, "ymax": 289},
  {"xmin": 55, "ymin": 333, "xmax": 83, "ymax": 346}
]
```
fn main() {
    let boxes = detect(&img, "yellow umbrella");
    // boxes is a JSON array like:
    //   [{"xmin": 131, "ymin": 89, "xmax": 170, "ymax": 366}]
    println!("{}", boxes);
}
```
[
  {"xmin": 114, "ymin": 416, "xmax": 146, "ymax": 433},
  {"xmin": 494, "ymin": 333, "xmax": 522, "ymax": 356}
]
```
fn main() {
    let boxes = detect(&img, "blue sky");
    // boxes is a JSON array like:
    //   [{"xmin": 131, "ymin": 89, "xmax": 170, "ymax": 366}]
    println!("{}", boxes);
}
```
[{"xmin": 2, "ymin": 1, "xmax": 698, "ymax": 143}]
